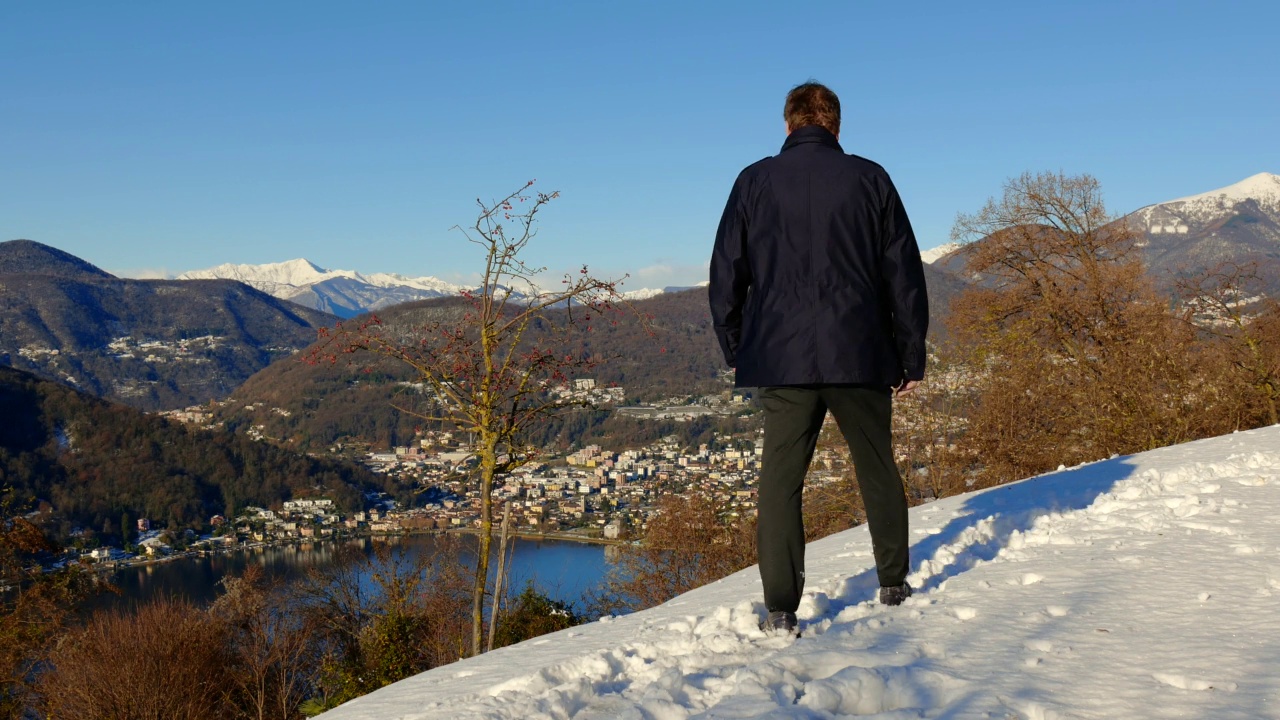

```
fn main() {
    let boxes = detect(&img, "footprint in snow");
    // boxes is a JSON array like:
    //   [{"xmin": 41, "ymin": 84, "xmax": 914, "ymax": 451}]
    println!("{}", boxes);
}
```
[
  {"xmin": 952, "ymin": 607, "xmax": 978, "ymax": 621},
  {"xmin": 1044, "ymin": 606, "xmax": 1070, "ymax": 617},
  {"xmin": 1019, "ymin": 573, "xmax": 1044, "ymax": 586},
  {"xmin": 1152, "ymin": 673, "xmax": 1237, "ymax": 691}
]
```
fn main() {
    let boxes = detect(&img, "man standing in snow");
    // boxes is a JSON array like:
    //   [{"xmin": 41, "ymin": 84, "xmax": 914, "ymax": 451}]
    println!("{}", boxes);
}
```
[{"xmin": 709, "ymin": 82, "xmax": 929, "ymax": 635}]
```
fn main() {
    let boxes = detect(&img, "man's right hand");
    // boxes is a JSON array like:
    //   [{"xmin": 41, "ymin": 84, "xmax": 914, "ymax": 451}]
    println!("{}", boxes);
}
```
[{"xmin": 894, "ymin": 379, "xmax": 920, "ymax": 397}]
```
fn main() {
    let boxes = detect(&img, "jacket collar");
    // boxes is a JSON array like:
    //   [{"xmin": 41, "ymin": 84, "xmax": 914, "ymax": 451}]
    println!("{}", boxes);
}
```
[{"xmin": 781, "ymin": 125, "xmax": 842, "ymax": 153}]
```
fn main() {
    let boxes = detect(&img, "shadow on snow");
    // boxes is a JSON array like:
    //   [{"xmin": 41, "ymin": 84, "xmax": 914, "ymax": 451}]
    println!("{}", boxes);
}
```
[{"xmin": 831, "ymin": 456, "xmax": 1137, "ymax": 608}]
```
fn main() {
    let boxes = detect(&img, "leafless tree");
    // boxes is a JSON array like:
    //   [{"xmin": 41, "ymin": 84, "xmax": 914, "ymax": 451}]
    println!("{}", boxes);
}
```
[
  {"xmin": 211, "ymin": 566, "xmax": 317, "ymax": 720},
  {"xmin": 946, "ymin": 172, "xmax": 1216, "ymax": 485},
  {"xmin": 311, "ymin": 182, "xmax": 630, "ymax": 655}
]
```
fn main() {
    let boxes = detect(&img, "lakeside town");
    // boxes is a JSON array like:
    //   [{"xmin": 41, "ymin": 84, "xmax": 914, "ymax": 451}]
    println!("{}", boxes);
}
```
[{"xmin": 67, "ymin": 378, "xmax": 861, "ymax": 571}]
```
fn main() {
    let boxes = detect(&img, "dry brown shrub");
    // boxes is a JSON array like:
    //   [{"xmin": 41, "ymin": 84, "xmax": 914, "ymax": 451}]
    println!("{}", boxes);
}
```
[
  {"xmin": 293, "ymin": 539, "xmax": 472, "ymax": 708},
  {"xmin": 1176, "ymin": 261, "xmax": 1280, "ymax": 427},
  {"xmin": 944, "ymin": 172, "xmax": 1234, "ymax": 487},
  {"xmin": 605, "ymin": 493, "xmax": 756, "ymax": 611},
  {"xmin": 0, "ymin": 513, "xmax": 95, "ymax": 719},
  {"xmin": 210, "ymin": 566, "xmax": 317, "ymax": 720},
  {"xmin": 38, "ymin": 597, "xmax": 233, "ymax": 720}
]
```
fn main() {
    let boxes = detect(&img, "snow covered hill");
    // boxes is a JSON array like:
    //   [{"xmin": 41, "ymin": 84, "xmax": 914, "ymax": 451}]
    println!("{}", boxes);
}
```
[
  {"xmin": 178, "ymin": 259, "xmax": 463, "ymax": 318},
  {"xmin": 1129, "ymin": 172, "xmax": 1280, "ymax": 289},
  {"xmin": 319, "ymin": 425, "xmax": 1280, "ymax": 719}
]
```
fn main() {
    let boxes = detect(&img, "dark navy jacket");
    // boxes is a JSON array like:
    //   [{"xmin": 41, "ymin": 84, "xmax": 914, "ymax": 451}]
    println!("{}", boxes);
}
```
[{"xmin": 709, "ymin": 126, "xmax": 929, "ymax": 388}]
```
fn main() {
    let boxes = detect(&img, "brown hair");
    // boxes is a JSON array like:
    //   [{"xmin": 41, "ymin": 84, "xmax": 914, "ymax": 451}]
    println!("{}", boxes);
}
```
[{"xmin": 784, "ymin": 82, "xmax": 841, "ymax": 135}]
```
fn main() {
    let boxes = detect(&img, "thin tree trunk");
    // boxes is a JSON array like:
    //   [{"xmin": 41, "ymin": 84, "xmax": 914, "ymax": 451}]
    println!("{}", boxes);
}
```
[
  {"xmin": 471, "ymin": 445, "xmax": 497, "ymax": 656},
  {"xmin": 487, "ymin": 502, "xmax": 513, "ymax": 652}
]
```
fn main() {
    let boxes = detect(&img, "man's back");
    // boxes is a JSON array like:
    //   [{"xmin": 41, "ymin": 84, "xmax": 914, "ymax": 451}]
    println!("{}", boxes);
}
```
[{"xmin": 709, "ymin": 124, "xmax": 928, "ymax": 389}]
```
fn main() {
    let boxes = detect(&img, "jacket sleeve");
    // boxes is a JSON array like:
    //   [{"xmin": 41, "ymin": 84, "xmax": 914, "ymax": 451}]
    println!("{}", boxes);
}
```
[
  {"xmin": 709, "ymin": 172, "xmax": 751, "ymax": 368},
  {"xmin": 879, "ymin": 175, "xmax": 929, "ymax": 381}
]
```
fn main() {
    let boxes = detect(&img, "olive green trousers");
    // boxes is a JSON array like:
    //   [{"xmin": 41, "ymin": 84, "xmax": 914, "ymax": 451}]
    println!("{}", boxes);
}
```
[{"xmin": 757, "ymin": 385, "xmax": 910, "ymax": 613}]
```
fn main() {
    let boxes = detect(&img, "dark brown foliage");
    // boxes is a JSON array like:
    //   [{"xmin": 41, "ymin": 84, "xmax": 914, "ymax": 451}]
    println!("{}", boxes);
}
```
[
  {"xmin": 606, "ymin": 493, "xmax": 757, "ymax": 611},
  {"xmin": 1175, "ymin": 261, "xmax": 1280, "ymax": 426},
  {"xmin": 38, "ymin": 598, "xmax": 233, "ymax": 720},
  {"xmin": 210, "ymin": 567, "xmax": 318, "ymax": 720},
  {"xmin": 0, "ymin": 503, "xmax": 94, "ymax": 719},
  {"xmin": 293, "ymin": 540, "xmax": 472, "ymax": 709}
]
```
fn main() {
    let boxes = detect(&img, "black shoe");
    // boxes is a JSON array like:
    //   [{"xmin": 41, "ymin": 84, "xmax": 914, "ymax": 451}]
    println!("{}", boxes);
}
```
[
  {"xmin": 879, "ymin": 583, "xmax": 912, "ymax": 606},
  {"xmin": 759, "ymin": 610, "xmax": 799, "ymax": 637}
]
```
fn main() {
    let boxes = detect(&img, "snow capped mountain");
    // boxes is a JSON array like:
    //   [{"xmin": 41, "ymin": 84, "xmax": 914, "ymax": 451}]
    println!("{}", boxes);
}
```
[
  {"xmin": 919, "ymin": 242, "xmax": 960, "ymax": 264},
  {"xmin": 618, "ymin": 281, "xmax": 712, "ymax": 301},
  {"xmin": 619, "ymin": 287, "xmax": 668, "ymax": 301},
  {"xmin": 1163, "ymin": 171, "xmax": 1280, "ymax": 211},
  {"xmin": 318, "ymin": 425, "xmax": 1280, "ymax": 719},
  {"xmin": 178, "ymin": 259, "xmax": 462, "ymax": 318},
  {"xmin": 1129, "ymin": 172, "xmax": 1280, "ymax": 288},
  {"xmin": 1135, "ymin": 172, "xmax": 1280, "ymax": 234}
]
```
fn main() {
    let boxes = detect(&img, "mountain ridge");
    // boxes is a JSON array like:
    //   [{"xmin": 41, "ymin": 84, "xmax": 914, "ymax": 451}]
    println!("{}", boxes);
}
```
[
  {"xmin": 0, "ymin": 364, "xmax": 385, "ymax": 542},
  {"xmin": 0, "ymin": 240, "xmax": 337, "ymax": 411},
  {"xmin": 178, "ymin": 259, "xmax": 464, "ymax": 318},
  {"xmin": 0, "ymin": 239, "xmax": 114, "ymax": 279}
]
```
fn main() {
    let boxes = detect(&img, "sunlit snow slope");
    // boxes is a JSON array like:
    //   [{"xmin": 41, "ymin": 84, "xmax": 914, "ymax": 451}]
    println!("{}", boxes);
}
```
[{"xmin": 320, "ymin": 426, "xmax": 1280, "ymax": 719}]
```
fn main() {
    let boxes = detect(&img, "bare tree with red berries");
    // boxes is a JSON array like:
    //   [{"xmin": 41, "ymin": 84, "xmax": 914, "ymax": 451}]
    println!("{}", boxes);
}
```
[{"xmin": 311, "ymin": 181, "xmax": 626, "ymax": 656}]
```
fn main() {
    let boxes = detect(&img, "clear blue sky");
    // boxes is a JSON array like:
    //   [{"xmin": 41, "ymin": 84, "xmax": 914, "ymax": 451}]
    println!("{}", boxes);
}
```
[{"xmin": 3, "ymin": 1, "xmax": 1277, "ymax": 288}]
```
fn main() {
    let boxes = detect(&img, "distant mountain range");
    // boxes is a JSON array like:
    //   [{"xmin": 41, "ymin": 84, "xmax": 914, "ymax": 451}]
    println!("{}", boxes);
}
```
[
  {"xmin": 176, "ymin": 258, "xmax": 700, "ymax": 318},
  {"xmin": 177, "ymin": 258, "xmax": 462, "ymax": 318},
  {"xmin": 0, "ymin": 240, "xmax": 336, "ymax": 411},
  {"xmin": 188, "ymin": 170, "xmax": 1280, "ymax": 320}
]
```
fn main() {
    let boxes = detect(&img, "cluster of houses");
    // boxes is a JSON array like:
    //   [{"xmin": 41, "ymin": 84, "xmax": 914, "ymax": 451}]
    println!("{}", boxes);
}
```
[
  {"xmin": 359, "ymin": 427, "xmax": 843, "ymax": 540},
  {"xmin": 75, "ymin": 394, "xmax": 876, "ymax": 567}
]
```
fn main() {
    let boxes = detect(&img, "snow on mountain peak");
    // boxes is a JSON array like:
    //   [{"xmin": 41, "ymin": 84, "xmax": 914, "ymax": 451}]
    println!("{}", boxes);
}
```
[
  {"xmin": 1162, "ymin": 171, "xmax": 1280, "ymax": 208},
  {"xmin": 177, "ymin": 259, "xmax": 464, "ymax": 317},
  {"xmin": 919, "ymin": 242, "xmax": 960, "ymax": 264},
  {"xmin": 1134, "ymin": 172, "xmax": 1280, "ymax": 234},
  {"xmin": 178, "ymin": 258, "xmax": 331, "ymax": 287}
]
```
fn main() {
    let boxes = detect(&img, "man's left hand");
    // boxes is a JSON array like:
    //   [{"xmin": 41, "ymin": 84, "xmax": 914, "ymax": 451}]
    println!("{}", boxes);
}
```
[{"xmin": 894, "ymin": 380, "xmax": 920, "ymax": 397}]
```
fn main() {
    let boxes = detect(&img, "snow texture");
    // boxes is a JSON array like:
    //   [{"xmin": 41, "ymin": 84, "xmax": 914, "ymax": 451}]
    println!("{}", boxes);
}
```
[{"xmin": 318, "ymin": 425, "xmax": 1280, "ymax": 719}]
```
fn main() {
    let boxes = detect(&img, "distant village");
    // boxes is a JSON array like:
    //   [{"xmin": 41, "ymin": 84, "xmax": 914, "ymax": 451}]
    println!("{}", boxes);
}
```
[{"xmin": 66, "ymin": 379, "xmax": 857, "ymax": 568}]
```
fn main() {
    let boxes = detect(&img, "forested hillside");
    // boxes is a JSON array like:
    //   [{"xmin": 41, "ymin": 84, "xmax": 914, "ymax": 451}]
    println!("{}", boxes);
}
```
[
  {"xmin": 0, "ymin": 240, "xmax": 337, "ymax": 411},
  {"xmin": 0, "ymin": 366, "xmax": 385, "ymax": 544}
]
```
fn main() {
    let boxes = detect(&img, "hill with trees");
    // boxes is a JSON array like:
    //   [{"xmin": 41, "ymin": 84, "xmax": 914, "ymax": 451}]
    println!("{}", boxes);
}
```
[
  {"xmin": 0, "ymin": 240, "xmax": 337, "ymax": 411},
  {"xmin": 0, "ymin": 365, "xmax": 385, "ymax": 546}
]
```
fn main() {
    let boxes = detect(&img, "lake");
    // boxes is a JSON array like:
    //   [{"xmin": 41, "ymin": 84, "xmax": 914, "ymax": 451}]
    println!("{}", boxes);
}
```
[{"xmin": 96, "ymin": 534, "xmax": 615, "ymax": 611}]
